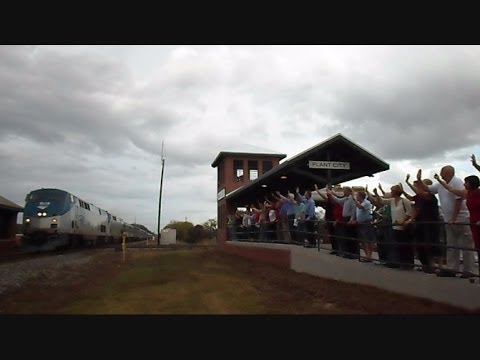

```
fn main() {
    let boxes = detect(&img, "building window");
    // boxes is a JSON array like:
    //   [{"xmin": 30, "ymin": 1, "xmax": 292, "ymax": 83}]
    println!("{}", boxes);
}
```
[
  {"xmin": 248, "ymin": 160, "xmax": 258, "ymax": 181},
  {"xmin": 233, "ymin": 159, "xmax": 244, "ymax": 182},
  {"xmin": 262, "ymin": 160, "xmax": 273, "ymax": 174}
]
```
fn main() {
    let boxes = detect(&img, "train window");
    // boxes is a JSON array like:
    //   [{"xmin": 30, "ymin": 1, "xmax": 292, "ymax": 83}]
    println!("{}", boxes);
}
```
[
  {"xmin": 100, "ymin": 225, "xmax": 106, "ymax": 233},
  {"xmin": 113, "ymin": 216, "xmax": 117, "ymax": 221},
  {"xmin": 98, "ymin": 209, "xmax": 101, "ymax": 215},
  {"xmin": 86, "ymin": 203, "xmax": 90, "ymax": 211},
  {"xmin": 71, "ymin": 220, "xmax": 75, "ymax": 228},
  {"xmin": 70, "ymin": 195, "xmax": 74, "ymax": 203}
]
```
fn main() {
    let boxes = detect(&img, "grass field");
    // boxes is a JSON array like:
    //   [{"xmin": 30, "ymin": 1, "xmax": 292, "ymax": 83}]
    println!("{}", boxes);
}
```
[
  {"xmin": 60, "ymin": 250, "xmax": 265, "ymax": 314},
  {"xmin": 0, "ymin": 248, "xmax": 474, "ymax": 314}
]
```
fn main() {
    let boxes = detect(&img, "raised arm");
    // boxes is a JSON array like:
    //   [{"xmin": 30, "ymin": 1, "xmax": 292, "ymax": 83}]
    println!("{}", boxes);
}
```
[
  {"xmin": 271, "ymin": 192, "xmax": 282, "ymax": 202},
  {"xmin": 378, "ymin": 182, "xmax": 386, "ymax": 196},
  {"xmin": 378, "ymin": 182, "xmax": 393, "ymax": 198},
  {"xmin": 365, "ymin": 185, "xmax": 374, "ymax": 202},
  {"xmin": 366, "ymin": 188, "xmax": 382, "ymax": 208},
  {"xmin": 250, "ymin": 204, "xmax": 262, "ymax": 213},
  {"xmin": 402, "ymin": 190, "xmax": 415, "ymax": 202},
  {"xmin": 401, "ymin": 176, "xmax": 415, "ymax": 202},
  {"xmin": 404, "ymin": 174, "xmax": 416, "ymax": 193},
  {"xmin": 433, "ymin": 173, "xmax": 467, "ymax": 198},
  {"xmin": 314, "ymin": 184, "xmax": 328, "ymax": 200},
  {"xmin": 372, "ymin": 188, "xmax": 389, "ymax": 206},
  {"xmin": 415, "ymin": 169, "xmax": 430, "ymax": 193},
  {"xmin": 326, "ymin": 187, "xmax": 347, "ymax": 205},
  {"xmin": 471, "ymin": 154, "xmax": 480, "ymax": 173}
]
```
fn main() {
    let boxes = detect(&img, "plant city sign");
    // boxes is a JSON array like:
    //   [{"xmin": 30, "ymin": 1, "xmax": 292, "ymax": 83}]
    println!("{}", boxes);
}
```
[{"xmin": 308, "ymin": 161, "xmax": 350, "ymax": 170}]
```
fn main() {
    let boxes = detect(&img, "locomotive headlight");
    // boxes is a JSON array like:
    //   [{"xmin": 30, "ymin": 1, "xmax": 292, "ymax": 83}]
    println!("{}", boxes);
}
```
[
  {"xmin": 25, "ymin": 218, "xmax": 31, "ymax": 223},
  {"xmin": 37, "ymin": 212, "xmax": 42, "ymax": 216},
  {"xmin": 42, "ymin": 212, "xmax": 47, "ymax": 216},
  {"xmin": 52, "ymin": 218, "xmax": 57, "ymax": 222}
]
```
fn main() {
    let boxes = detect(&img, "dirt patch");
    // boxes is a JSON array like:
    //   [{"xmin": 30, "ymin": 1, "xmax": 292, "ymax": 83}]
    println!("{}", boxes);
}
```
[{"xmin": 205, "ymin": 251, "xmax": 474, "ymax": 314}]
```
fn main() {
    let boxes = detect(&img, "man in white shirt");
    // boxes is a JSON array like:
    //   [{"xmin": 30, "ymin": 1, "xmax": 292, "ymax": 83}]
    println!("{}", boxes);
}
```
[{"xmin": 417, "ymin": 166, "xmax": 475, "ymax": 277}]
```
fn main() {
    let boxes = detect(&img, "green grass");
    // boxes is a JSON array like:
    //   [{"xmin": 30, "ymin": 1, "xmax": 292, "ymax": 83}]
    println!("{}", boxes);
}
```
[{"xmin": 59, "ymin": 250, "xmax": 266, "ymax": 314}]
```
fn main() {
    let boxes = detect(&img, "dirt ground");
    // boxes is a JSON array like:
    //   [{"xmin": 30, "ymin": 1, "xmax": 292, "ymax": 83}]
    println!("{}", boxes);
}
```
[{"xmin": 0, "ymin": 248, "xmax": 476, "ymax": 314}]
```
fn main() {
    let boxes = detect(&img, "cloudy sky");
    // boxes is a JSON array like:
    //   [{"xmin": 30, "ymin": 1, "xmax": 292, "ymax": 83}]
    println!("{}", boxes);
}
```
[{"xmin": 1, "ymin": 45, "xmax": 480, "ymax": 232}]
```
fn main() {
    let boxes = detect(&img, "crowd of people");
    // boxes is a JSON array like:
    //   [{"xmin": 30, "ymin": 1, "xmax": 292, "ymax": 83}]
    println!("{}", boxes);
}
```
[{"xmin": 227, "ymin": 154, "xmax": 480, "ymax": 280}]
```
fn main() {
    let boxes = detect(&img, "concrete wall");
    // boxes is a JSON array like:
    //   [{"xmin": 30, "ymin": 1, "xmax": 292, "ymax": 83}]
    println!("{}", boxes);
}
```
[
  {"xmin": 220, "ymin": 241, "xmax": 290, "ymax": 269},
  {"xmin": 160, "ymin": 228, "xmax": 177, "ymax": 245}
]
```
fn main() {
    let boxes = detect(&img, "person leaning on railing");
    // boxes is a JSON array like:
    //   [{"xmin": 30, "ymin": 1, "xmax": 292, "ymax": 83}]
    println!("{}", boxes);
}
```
[
  {"xmin": 372, "ymin": 184, "xmax": 415, "ymax": 270},
  {"xmin": 352, "ymin": 190, "xmax": 375, "ymax": 262},
  {"xmin": 403, "ymin": 174, "xmax": 442, "ymax": 274},
  {"xmin": 367, "ymin": 185, "xmax": 393, "ymax": 265},
  {"xmin": 294, "ymin": 192, "xmax": 306, "ymax": 244},
  {"xmin": 296, "ymin": 187, "xmax": 317, "ymax": 248},
  {"xmin": 315, "ymin": 184, "xmax": 343, "ymax": 255},
  {"xmin": 327, "ymin": 186, "xmax": 359, "ymax": 259},
  {"xmin": 434, "ymin": 172, "xmax": 480, "ymax": 281},
  {"xmin": 417, "ymin": 167, "xmax": 475, "ymax": 278}
]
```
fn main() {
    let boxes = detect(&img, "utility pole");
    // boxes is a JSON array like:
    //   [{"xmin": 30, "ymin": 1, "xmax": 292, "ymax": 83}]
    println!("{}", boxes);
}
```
[{"xmin": 157, "ymin": 141, "xmax": 165, "ymax": 246}]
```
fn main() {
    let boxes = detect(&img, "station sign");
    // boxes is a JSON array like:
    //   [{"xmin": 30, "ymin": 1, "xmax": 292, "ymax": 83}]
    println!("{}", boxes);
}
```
[
  {"xmin": 308, "ymin": 161, "xmax": 350, "ymax": 170},
  {"xmin": 217, "ymin": 188, "xmax": 226, "ymax": 201}
]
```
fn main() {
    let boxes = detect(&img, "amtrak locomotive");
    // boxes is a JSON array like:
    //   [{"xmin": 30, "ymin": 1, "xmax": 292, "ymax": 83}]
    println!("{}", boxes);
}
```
[{"xmin": 22, "ymin": 188, "xmax": 151, "ymax": 251}]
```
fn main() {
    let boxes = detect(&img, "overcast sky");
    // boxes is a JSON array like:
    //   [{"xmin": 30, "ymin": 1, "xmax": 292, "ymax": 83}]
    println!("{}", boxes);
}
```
[{"xmin": 1, "ymin": 45, "xmax": 480, "ymax": 232}]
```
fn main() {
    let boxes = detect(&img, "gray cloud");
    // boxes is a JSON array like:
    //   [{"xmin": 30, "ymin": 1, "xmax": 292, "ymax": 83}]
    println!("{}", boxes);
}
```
[{"xmin": 2, "ymin": 45, "xmax": 480, "ymax": 232}]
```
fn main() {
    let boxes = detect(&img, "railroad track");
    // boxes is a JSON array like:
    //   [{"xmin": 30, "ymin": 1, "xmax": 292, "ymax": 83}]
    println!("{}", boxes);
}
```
[
  {"xmin": 0, "ymin": 246, "xmax": 103, "ymax": 264},
  {"xmin": 0, "ymin": 242, "xmax": 140, "ymax": 264},
  {"xmin": 0, "ymin": 242, "xmax": 216, "ymax": 264}
]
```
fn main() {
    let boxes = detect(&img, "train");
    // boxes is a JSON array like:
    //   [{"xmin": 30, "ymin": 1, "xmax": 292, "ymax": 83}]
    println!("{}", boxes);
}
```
[{"xmin": 21, "ymin": 188, "xmax": 153, "ymax": 251}]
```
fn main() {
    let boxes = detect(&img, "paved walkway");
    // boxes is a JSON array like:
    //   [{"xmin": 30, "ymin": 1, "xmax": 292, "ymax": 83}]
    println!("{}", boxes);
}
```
[{"xmin": 227, "ymin": 241, "xmax": 480, "ymax": 311}]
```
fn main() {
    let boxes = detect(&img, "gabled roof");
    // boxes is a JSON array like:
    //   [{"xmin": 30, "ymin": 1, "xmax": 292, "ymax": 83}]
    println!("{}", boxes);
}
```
[
  {"xmin": 224, "ymin": 133, "xmax": 390, "ymax": 206},
  {"xmin": 0, "ymin": 196, "xmax": 23, "ymax": 211}
]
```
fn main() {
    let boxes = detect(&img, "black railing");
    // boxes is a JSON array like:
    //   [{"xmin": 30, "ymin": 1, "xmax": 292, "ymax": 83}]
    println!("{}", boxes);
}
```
[{"xmin": 227, "ymin": 219, "xmax": 480, "ymax": 280}]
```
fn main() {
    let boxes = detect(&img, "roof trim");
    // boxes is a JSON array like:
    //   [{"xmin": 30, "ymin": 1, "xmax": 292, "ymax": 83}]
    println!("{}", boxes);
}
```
[
  {"xmin": 0, "ymin": 196, "xmax": 23, "ymax": 211},
  {"xmin": 225, "ymin": 133, "xmax": 389, "ymax": 201}
]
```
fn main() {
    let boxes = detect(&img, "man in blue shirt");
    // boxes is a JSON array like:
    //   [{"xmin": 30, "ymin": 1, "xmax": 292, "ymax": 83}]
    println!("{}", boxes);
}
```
[
  {"xmin": 296, "ymin": 187, "xmax": 317, "ymax": 247},
  {"xmin": 353, "ymin": 191, "xmax": 375, "ymax": 262}
]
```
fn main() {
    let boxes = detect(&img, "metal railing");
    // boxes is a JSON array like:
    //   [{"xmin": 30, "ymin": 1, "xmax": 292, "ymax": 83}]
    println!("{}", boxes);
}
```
[{"xmin": 227, "ymin": 218, "xmax": 480, "ymax": 280}]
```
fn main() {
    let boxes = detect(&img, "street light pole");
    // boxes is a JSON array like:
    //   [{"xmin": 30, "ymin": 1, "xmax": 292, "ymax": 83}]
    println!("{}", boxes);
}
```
[{"xmin": 157, "ymin": 141, "xmax": 165, "ymax": 246}]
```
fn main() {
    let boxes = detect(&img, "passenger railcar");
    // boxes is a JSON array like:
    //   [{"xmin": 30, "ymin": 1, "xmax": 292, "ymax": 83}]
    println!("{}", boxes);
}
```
[{"xmin": 22, "ymin": 188, "xmax": 151, "ymax": 251}]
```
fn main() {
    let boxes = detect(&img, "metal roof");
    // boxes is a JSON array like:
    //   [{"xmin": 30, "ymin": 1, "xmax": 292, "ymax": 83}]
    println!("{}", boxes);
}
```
[
  {"xmin": 0, "ymin": 196, "xmax": 23, "ymax": 211},
  {"xmin": 224, "ymin": 133, "xmax": 390, "ymax": 206}
]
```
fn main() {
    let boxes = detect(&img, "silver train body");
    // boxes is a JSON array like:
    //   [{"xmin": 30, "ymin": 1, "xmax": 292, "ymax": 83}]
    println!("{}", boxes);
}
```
[{"xmin": 22, "ymin": 188, "xmax": 152, "ymax": 251}]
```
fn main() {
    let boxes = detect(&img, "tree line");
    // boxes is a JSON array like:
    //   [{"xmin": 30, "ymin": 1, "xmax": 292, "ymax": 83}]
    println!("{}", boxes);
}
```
[{"xmin": 163, "ymin": 218, "xmax": 217, "ymax": 243}]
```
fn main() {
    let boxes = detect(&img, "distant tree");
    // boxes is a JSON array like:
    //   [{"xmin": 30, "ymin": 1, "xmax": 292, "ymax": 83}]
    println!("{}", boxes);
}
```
[
  {"xmin": 202, "ymin": 218, "xmax": 217, "ymax": 231},
  {"xmin": 164, "ymin": 220, "xmax": 194, "ymax": 242},
  {"xmin": 187, "ymin": 224, "xmax": 206, "ymax": 243}
]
